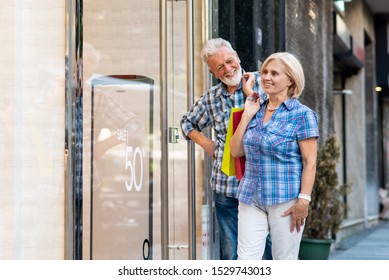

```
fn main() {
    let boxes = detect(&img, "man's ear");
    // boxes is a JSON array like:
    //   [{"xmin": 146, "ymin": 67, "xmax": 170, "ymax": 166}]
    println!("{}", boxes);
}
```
[{"xmin": 209, "ymin": 69, "xmax": 218, "ymax": 79}]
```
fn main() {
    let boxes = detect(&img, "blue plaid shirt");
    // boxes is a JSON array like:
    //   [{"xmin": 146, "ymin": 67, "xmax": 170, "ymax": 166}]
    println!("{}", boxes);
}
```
[
  {"xmin": 180, "ymin": 71, "xmax": 264, "ymax": 198},
  {"xmin": 237, "ymin": 98, "xmax": 319, "ymax": 205}
]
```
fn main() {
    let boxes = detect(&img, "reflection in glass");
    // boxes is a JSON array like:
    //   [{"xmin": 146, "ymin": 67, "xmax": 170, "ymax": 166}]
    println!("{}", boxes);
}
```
[{"xmin": 90, "ymin": 76, "xmax": 154, "ymax": 260}]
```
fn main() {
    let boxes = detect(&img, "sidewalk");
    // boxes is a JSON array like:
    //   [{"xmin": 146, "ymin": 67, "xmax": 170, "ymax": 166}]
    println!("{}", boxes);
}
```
[{"xmin": 329, "ymin": 220, "xmax": 389, "ymax": 260}]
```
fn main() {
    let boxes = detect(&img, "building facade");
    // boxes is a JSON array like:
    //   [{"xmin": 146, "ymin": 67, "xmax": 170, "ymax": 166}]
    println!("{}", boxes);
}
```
[{"xmin": 1, "ymin": 0, "xmax": 388, "ymax": 260}]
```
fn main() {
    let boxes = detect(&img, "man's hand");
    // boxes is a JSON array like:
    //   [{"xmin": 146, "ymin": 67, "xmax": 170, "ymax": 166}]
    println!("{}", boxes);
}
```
[
  {"xmin": 203, "ymin": 137, "xmax": 215, "ymax": 159},
  {"xmin": 188, "ymin": 130, "xmax": 215, "ymax": 159}
]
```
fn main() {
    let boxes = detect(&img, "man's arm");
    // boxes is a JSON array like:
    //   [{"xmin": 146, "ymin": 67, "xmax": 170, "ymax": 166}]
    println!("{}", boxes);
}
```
[{"xmin": 187, "ymin": 130, "xmax": 215, "ymax": 159}]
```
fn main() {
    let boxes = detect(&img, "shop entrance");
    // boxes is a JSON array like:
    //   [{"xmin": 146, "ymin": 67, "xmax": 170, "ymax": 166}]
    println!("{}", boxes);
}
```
[{"xmin": 71, "ymin": 0, "xmax": 210, "ymax": 260}]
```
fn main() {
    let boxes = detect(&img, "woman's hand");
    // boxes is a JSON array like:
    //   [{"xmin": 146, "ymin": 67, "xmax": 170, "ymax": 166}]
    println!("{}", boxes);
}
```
[
  {"xmin": 242, "ymin": 72, "xmax": 255, "ymax": 96},
  {"xmin": 243, "ymin": 91, "xmax": 260, "ymax": 119},
  {"xmin": 282, "ymin": 198, "xmax": 309, "ymax": 233}
]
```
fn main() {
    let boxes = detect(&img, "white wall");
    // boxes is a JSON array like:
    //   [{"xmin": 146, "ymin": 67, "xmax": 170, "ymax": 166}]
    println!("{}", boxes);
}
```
[{"xmin": 0, "ymin": 0, "xmax": 65, "ymax": 259}]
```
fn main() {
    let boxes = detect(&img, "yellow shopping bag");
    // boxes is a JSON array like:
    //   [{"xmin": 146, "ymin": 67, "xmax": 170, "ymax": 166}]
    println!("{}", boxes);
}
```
[{"xmin": 221, "ymin": 108, "xmax": 244, "ymax": 176}]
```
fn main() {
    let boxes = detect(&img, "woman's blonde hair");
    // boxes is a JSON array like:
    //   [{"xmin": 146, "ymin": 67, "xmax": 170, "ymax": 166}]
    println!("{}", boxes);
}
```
[{"xmin": 260, "ymin": 52, "xmax": 305, "ymax": 98}]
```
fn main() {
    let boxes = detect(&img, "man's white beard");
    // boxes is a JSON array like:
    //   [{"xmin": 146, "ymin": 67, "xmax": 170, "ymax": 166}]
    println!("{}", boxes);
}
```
[{"xmin": 220, "ymin": 68, "xmax": 242, "ymax": 87}]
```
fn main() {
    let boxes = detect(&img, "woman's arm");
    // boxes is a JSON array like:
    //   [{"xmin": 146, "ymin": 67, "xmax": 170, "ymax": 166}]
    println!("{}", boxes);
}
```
[
  {"xmin": 230, "ymin": 94, "xmax": 260, "ymax": 157},
  {"xmin": 299, "ymin": 137, "xmax": 318, "ymax": 198},
  {"xmin": 283, "ymin": 137, "xmax": 318, "ymax": 233}
]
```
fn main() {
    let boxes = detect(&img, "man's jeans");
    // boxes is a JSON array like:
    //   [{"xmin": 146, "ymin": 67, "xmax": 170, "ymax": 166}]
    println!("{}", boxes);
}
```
[{"xmin": 214, "ymin": 192, "xmax": 239, "ymax": 260}]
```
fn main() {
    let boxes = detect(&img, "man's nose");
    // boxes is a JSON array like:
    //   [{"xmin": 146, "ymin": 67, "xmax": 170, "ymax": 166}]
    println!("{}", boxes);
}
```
[{"xmin": 224, "ymin": 63, "xmax": 233, "ymax": 73}]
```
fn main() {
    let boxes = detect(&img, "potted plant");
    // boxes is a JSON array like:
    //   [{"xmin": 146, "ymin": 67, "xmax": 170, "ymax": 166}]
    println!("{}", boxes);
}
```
[{"xmin": 299, "ymin": 134, "xmax": 351, "ymax": 260}]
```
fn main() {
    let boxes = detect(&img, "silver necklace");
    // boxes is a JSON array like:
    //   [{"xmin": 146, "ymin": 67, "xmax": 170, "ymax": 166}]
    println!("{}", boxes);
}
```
[{"xmin": 267, "ymin": 104, "xmax": 279, "ymax": 111}]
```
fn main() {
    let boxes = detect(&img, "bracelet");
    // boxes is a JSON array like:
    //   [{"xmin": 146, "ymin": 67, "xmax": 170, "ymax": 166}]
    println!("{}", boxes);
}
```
[{"xmin": 298, "ymin": 193, "xmax": 311, "ymax": 202}]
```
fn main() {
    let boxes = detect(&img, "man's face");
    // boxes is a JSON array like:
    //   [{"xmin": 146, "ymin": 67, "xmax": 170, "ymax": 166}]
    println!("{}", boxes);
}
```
[{"xmin": 207, "ymin": 46, "xmax": 242, "ymax": 87}]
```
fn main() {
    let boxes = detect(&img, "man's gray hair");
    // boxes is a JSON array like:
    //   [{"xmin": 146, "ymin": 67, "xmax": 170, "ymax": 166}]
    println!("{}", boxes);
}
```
[{"xmin": 201, "ymin": 38, "xmax": 235, "ymax": 65}]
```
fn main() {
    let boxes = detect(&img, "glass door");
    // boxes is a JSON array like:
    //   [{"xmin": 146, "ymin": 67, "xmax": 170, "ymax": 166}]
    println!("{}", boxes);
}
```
[
  {"xmin": 165, "ymin": 0, "xmax": 190, "ymax": 260},
  {"xmin": 165, "ymin": 0, "xmax": 210, "ymax": 260},
  {"xmin": 79, "ymin": 0, "xmax": 207, "ymax": 260}
]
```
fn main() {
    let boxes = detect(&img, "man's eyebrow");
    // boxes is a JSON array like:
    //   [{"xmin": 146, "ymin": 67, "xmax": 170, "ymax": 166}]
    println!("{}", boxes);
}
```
[{"xmin": 217, "ymin": 57, "xmax": 235, "ymax": 66}]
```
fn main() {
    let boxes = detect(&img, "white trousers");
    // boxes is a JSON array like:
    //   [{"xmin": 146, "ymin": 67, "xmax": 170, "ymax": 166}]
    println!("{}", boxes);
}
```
[{"xmin": 237, "ymin": 199, "xmax": 303, "ymax": 260}]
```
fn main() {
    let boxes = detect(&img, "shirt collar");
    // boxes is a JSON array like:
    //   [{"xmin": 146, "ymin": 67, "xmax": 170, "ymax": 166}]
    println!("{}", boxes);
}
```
[
  {"xmin": 283, "ymin": 98, "xmax": 297, "ymax": 110},
  {"xmin": 261, "ymin": 97, "xmax": 296, "ymax": 110}
]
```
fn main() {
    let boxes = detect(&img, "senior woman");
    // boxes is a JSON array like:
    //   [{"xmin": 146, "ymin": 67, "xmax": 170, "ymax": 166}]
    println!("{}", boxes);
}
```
[{"xmin": 229, "ymin": 52, "xmax": 319, "ymax": 260}]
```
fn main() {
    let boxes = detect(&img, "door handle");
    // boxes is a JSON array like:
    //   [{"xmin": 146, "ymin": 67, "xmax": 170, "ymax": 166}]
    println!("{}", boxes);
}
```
[
  {"xmin": 168, "ymin": 126, "xmax": 179, "ymax": 143},
  {"xmin": 167, "ymin": 244, "xmax": 189, "ymax": 250}
]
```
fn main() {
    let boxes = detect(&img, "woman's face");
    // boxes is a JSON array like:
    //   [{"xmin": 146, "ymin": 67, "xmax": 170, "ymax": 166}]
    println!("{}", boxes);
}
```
[{"xmin": 261, "ymin": 59, "xmax": 292, "ymax": 97}]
